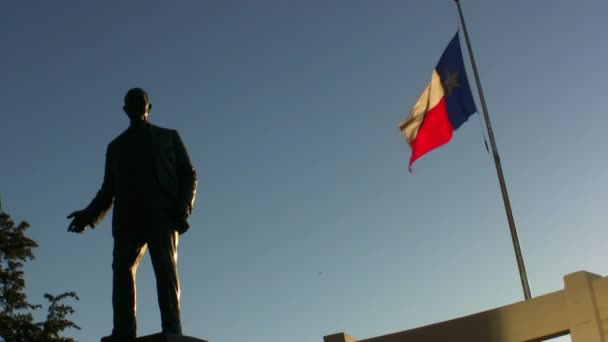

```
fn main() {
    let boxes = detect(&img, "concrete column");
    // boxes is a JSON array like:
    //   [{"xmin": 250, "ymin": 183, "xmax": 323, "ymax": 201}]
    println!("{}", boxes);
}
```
[
  {"xmin": 564, "ymin": 271, "xmax": 605, "ymax": 342},
  {"xmin": 324, "ymin": 332, "xmax": 356, "ymax": 342}
]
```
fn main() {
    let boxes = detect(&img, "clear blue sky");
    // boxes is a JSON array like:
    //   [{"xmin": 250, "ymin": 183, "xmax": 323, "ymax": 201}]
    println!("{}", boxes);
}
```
[{"xmin": 1, "ymin": 1, "xmax": 606, "ymax": 341}]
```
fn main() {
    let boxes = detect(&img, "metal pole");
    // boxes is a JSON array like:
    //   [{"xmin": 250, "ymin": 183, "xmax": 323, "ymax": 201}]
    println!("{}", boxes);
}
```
[{"xmin": 454, "ymin": 0, "xmax": 532, "ymax": 300}]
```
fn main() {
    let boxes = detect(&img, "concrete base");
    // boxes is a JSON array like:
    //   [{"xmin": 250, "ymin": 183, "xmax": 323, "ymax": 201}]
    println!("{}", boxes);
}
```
[{"xmin": 136, "ymin": 332, "xmax": 207, "ymax": 342}]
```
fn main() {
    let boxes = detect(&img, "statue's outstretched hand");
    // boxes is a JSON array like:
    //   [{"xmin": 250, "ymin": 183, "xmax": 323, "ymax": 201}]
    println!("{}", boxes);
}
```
[{"xmin": 67, "ymin": 210, "xmax": 92, "ymax": 233}]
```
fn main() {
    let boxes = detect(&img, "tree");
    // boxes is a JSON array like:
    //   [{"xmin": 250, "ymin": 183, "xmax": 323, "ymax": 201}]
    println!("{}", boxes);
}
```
[{"xmin": 0, "ymin": 203, "xmax": 80, "ymax": 342}]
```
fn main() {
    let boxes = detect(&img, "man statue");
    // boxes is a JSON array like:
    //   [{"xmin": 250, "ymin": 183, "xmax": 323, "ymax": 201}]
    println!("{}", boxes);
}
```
[{"xmin": 67, "ymin": 88, "xmax": 197, "ymax": 341}]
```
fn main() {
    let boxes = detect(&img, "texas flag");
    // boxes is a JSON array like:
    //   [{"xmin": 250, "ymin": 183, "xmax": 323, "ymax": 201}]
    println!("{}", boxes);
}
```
[{"xmin": 400, "ymin": 32, "xmax": 477, "ymax": 171}]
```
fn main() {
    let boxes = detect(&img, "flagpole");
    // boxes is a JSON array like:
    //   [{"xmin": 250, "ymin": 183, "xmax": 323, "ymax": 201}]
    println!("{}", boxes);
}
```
[{"xmin": 454, "ymin": 0, "xmax": 532, "ymax": 300}]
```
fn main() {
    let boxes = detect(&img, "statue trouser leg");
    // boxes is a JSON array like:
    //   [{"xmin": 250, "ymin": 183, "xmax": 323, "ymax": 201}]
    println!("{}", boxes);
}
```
[
  {"xmin": 112, "ymin": 231, "xmax": 147, "ymax": 338},
  {"xmin": 147, "ymin": 220, "xmax": 182, "ymax": 334}
]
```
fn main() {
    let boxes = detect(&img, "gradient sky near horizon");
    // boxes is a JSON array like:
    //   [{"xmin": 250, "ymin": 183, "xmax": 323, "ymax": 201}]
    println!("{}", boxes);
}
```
[{"xmin": 1, "ymin": 1, "xmax": 606, "ymax": 341}]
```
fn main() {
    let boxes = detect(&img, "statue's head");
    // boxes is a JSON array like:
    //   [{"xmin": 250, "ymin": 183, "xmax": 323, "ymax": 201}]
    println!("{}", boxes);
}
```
[{"xmin": 123, "ymin": 88, "xmax": 151, "ymax": 123}]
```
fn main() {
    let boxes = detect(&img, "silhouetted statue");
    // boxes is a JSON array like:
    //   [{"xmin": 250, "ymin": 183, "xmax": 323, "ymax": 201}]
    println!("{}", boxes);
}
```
[{"xmin": 67, "ymin": 88, "xmax": 197, "ymax": 342}]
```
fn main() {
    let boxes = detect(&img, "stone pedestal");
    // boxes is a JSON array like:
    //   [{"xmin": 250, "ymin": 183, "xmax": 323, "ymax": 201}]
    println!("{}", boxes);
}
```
[{"xmin": 135, "ymin": 332, "xmax": 207, "ymax": 342}]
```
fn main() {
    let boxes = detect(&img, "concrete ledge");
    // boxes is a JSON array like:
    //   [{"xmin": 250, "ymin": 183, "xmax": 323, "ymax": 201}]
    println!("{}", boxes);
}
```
[
  {"xmin": 324, "ymin": 333, "xmax": 356, "ymax": 342},
  {"xmin": 324, "ymin": 271, "xmax": 608, "ymax": 342}
]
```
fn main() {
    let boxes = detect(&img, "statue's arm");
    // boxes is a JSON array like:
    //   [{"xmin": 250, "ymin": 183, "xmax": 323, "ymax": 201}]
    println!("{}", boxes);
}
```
[
  {"xmin": 83, "ymin": 144, "xmax": 115, "ymax": 227},
  {"xmin": 174, "ymin": 130, "xmax": 197, "ymax": 217}
]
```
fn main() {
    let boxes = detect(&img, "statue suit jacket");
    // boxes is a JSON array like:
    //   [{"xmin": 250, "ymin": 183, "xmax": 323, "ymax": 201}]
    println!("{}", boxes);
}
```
[{"xmin": 84, "ymin": 123, "xmax": 197, "ymax": 236}]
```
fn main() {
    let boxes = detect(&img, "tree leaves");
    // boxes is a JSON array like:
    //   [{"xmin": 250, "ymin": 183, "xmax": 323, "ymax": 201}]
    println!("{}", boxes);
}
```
[{"xmin": 0, "ymin": 210, "xmax": 80, "ymax": 342}]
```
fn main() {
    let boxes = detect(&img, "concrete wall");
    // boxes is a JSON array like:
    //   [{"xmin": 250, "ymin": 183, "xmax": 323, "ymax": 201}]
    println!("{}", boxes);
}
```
[{"xmin": 324, "ymin": 271, "xmax": 608, "ymax": 342}]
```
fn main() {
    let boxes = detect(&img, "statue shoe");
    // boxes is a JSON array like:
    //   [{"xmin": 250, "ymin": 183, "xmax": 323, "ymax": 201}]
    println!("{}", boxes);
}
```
[{"xmin": 101, "ymin": 334, "xmax": 136, "ymax": 342}]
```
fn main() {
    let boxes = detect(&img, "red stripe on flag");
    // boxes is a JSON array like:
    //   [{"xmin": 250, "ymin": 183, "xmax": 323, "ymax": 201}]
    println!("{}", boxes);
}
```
[{"xmin": 409, "ymin": 97, "xmax": 454, "ymax": 170}]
